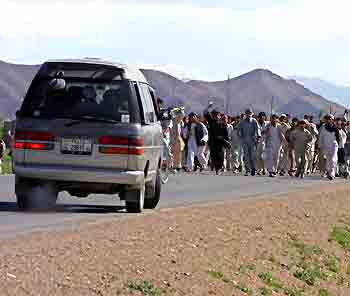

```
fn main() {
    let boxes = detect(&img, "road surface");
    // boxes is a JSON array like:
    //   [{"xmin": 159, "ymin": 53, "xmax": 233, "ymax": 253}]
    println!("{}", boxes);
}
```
[{"xmin": 0, "ymin": 174, "xmax": 344, "ymax": 239}]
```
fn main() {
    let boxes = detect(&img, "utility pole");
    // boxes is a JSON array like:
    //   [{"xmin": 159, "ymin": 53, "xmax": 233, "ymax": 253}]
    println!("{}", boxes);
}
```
[
  {"xmin": 270, "ymin": 96, "xmax": 274, "ymax": 116},
  {"xmin": 223, "ymin": 80, "xmax": 226, "ymax": 114},
  {"xmin": 225, "ymin": 75, "xmax": 230, "ymax": 114}
]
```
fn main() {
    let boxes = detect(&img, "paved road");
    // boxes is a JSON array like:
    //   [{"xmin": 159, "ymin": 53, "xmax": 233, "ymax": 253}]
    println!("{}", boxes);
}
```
[{"xmin": 0, "ymin": 174, "xmax": 344, "ymax": 239}]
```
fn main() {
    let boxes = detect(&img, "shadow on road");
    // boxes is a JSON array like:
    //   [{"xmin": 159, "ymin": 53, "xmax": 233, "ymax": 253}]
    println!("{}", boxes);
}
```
[
  {"xmin": 55, "ymin": 204, "xmax": 125, "ymax": 214},
  {"xmin": 0, "ymin": 201, "xmax": 125, "ymax": 214}
]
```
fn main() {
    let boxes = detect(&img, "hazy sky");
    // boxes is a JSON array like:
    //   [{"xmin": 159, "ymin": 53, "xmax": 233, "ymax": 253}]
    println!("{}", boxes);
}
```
[{"xmin": 0, "ymin": 0, "xmax": 349, "ymax": 85}]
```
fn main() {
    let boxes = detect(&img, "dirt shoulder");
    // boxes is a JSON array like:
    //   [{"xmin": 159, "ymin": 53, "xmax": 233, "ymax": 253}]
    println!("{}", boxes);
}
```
[{"xmin": 2, "ymin": 184, "xmax": 350, "ymax": 296}]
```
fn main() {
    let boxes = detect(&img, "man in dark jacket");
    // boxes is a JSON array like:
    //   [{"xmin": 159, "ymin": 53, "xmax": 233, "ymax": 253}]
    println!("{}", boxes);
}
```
[{"xmin": 207, "ymin": 112, "xmax": 230, "ymax": 174}]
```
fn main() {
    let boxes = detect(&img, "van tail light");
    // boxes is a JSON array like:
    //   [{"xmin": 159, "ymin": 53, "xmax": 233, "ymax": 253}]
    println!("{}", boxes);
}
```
[
  {"xmin": 15, "ymin": 131, "xmax": 55, "ymax": 142},
  {"xmin": 98, "ymin": 136, "xmax": 144, "ymax": 155},
  {"xmin": 15, "ymin": 130, "xmax": 55, "ymax": 151},
  {"xmin": 98, "ymin": 136, "xmax": 129, "ymax": 146},
  {"xmin": 15, "ymin": 142, "xmax": 54, "ymax": 151}
]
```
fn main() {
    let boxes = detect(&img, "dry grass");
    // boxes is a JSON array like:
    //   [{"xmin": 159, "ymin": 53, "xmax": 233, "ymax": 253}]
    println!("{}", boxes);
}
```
[{"xmin": 1, "ymin": 184, "xmax": 350, "ymax": 295}]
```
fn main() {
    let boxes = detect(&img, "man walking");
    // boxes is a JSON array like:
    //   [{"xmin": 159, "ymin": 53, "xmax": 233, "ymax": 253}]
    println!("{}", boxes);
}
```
[
  {"xmin": 238, "ymin": 109, "xmax": 261, "ymax": 176},
  {"xmin": 319, "ymin": 115, "xmax": 339, "ymax": 180},
  {"xmin": 277, "ymin": 114, "xmax": 291, "ymax": 176},
  {"xmin": 257, "ymin": 112, "xmax": 268, "ymax": 175},
  {"xmin": 223, "ymin": 115, "xmax": 233, "ymax": 171},
  {"xmin": 170, "ymin": 111, "xmax": 185, "ymax": 172},
  {"xmin": 264, "ymin": 114, "xmax": 285, "ymax": 177},
  {"xmin": 290, "ymin": 120, "xmax": 313, "ymax": 178},
  {"xmin": 316, "ymin": 116, "xmax": 328, "ymax": 177},
  {"xmin": 285, "ymin": 117, "xmax": 299, "ymax": 176},
  {"xmin": 304, "ymin": 115, "xmax": 319, "ymax": 174},
  {"xmin": 183, "ymin": 113, "xmax": 209, "ymax": 172},
  {"xmin": 336, "ymin": 119, "xmax": 348, "ymax": 178},
  {"xmin": 208, "ymin": 114, "xmax": 231, "ymax": 174},
  {"xmin": 230, "ymin": 116, "xmax": 244, "ymax": 174}
]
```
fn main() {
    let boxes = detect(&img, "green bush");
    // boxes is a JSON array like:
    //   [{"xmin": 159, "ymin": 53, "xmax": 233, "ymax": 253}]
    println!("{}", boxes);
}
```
[
  {"xmin": 330, "ymin": 226, "xmax": 350, "ymax": 250},
  {"xmin": 1, "ymin": 153, "xmax": 13, "ymax": 175},
  {"xmin": 294, "ymin": 265, "xmax": 327, "ymax": 286},
  {"xmin": 258, "ymin": 272, "xmax": 283, "ymax": 291}
]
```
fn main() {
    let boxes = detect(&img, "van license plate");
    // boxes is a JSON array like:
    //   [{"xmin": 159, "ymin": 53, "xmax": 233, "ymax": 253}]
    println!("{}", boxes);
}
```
[{"xmin": 61, "ymin": 138, "xmax": 92, "ymax": 155}]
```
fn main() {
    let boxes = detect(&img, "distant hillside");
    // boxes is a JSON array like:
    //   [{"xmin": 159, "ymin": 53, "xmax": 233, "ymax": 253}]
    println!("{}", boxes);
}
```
[
  {"xmin": 0, "ymin": 61, "xmax": 39, "ymax": 119},
  {"xmin": 291, "ymin": 76, "xmax": 350, "ymax": 108},
  {"xmin": 140, "ymin": 69, "xmax": 206, "ymax": 113},
  {"xmin": 145, "ymin": 68, "xmax": 344, "ymax": 117},
  {"xmin": 0, "ymin": 60, "xmax": 345, "ymax": 119}
]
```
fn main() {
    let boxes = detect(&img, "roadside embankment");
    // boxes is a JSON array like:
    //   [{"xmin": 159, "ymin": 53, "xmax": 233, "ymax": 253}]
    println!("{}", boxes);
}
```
[{"xmin": 2, "ymin": 184, "xmax": 350, "ymax": 295}]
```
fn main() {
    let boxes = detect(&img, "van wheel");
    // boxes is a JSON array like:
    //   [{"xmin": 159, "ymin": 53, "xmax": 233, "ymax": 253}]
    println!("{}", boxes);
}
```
[
  {"xmin": 125, "ymin": 186, "xmax": 145, "ymax": 213},
  {"xmin": 144, "ymin": 170, "xmax": 161, "ymax": 209},
  {"xmin": 17, "ymin": 194, "xmax": 29, "ymax": 210},
  {"xmin": 16, "ymin": 182, "xmax": 58, "ymax": 211}
]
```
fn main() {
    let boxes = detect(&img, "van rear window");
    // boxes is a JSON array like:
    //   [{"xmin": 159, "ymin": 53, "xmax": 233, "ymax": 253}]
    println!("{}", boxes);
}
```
[
  {"xmin": 38, "ymin": 62, "xmax": 124, "ymax": 80},
  {"xmin": 21, "ymin": 77, "xmax": 132, "ymax": 123}
]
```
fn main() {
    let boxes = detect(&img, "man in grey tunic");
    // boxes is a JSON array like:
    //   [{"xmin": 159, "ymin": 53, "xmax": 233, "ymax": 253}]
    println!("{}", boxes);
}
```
[{"xmin": 238, "ymin": 109, "xmax": 261, "ymax": 176}]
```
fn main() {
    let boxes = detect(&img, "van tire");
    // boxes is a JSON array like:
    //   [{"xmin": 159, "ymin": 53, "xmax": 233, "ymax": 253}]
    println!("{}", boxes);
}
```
[
  {"xmin": 17, "ymin": 194, "xmax": 29, "ymax": 210},
  {"xmin": 125, "ymin": 186, "xmax": 145, "ymax": 213},
  {"xmin": 144, "ymin": 170, "xmax": 161, "ymax": 209},
  {"xmin": 16, "ymin": 182, "xmax": 58, "ymax": 211}
]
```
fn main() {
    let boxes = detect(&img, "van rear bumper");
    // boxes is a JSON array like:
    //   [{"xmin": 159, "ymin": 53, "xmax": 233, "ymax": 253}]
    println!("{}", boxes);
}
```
[{"xmin": 14, "ymin": 164, "xmax": 153, "ymax": 185}]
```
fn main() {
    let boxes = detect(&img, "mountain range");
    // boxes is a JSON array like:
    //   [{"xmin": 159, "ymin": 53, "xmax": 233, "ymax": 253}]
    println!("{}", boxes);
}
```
[
  {"xmin": 291, "ymin": 76, "xmax": 350, "ymax": 108},
  {"xmin": 0, "ymin": 60, "xmax": 345, "ymax": 120},
  {"xmin": 143, "ymin": 68, "xmax": 344, "ymax": 118}
]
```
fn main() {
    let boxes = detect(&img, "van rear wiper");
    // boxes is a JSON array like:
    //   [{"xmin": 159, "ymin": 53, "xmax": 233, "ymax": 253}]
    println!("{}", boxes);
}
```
[
  {"xmin": 61, "ymin": 115, "xmax": 119, "ymax": 126},
  {"xmin": 77, "ymin": 115, "xmax": 119, "ymax": 123}
]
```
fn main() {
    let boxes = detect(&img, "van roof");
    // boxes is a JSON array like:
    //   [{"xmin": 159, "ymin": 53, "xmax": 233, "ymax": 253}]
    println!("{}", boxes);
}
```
[{"xmin": 46, "ymin": 58, "xmax": 148, "ymax": 84}]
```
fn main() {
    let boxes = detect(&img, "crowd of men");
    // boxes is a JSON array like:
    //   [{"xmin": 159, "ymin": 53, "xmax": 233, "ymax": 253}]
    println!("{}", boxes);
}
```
[{"xmin": 162, "ymin": 101, "xmax": 350, "ymax": 181}]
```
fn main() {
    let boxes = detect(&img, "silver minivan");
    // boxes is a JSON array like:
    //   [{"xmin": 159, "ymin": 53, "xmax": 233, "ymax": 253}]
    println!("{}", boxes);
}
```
[{"xmin": 14, "ymin": 59, "xmax": 163, "ymax": 213}]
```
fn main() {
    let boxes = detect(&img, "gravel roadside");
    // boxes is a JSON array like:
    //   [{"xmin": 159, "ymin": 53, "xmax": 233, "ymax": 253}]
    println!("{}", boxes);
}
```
[{"xmin": 1, "ymin": 184, "xmax": 350, "ymax": 296}]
